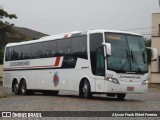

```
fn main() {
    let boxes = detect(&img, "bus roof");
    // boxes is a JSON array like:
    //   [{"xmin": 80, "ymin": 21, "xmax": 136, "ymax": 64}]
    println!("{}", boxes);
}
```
[
  {"xmin": 88, "ymin": 29, "xmax": 141, "ymax": 36},
  {"xmin": 6, "ymin": 29, "xmax": 142, "ymax": 47}
]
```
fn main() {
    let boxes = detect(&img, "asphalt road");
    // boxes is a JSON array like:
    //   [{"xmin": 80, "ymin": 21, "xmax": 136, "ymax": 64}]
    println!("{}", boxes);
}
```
[{"xmin": 0, "ymin": 84, "xmax": 160, "ymax": 119}]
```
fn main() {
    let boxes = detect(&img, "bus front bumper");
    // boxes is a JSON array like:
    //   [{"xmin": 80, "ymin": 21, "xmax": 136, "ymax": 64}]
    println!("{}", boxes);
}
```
[{"xmin": 105, "ymin": 81, "xmax": 148, "ymax": 94}]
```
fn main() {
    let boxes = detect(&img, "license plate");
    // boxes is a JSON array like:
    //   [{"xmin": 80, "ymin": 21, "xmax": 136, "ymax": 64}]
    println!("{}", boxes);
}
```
[{"xmin": 127, "ymin": 87, "xmax": 134, "ymax": 91}]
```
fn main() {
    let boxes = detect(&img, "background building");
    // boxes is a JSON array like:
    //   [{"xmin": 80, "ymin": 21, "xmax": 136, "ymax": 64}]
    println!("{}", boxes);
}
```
[{"xmin": 151, "ymin": 13, "xmax": 160, "ymax": 83}]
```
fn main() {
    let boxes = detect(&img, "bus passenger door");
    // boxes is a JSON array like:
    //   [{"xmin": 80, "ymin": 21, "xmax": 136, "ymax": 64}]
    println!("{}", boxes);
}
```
[
  {"xmin": 90, "ymin": 33, "xmax": 105, "ymax": 92},
  {"xmin": 95, "ymin": 47, "xmax": 105, "ymax": 92}
]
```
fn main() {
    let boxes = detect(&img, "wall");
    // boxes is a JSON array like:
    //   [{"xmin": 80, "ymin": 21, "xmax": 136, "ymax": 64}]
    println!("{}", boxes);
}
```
[
  {"xmin": 0, "ymin": 65, "xmax": 3, "ymax": 82},
  {"xmin": 151, "ymin": 13, "xmax": 160, "ymax": 83}
]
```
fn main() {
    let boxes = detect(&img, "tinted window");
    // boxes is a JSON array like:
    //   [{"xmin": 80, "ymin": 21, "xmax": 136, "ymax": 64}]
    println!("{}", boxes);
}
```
[
  {"xmin": 127, "ymin": 35, "xmax": 147, "ymax": 72},
  {"xmin": 96, "ymin": 48, "xmax": 105, "ymax": 76},
  {"xmin": 43, "ymin": 40, "xmax": 57, "ymax": 58},
  {"xmin": 57, "ymin": 39, "xmax": 71, "ymax": 56},
  {"xmin": 71, "ymin": 36, "xmax": 87, "ymax": 59},
  {"xmin": 106, "ymin": 33, "xmax": 129, "ymax": 72},
  {"xmin": 22, "ymin": 44, "xmax": 31, "ymax": 59},
  {"xmin": 12, "ymin": 46, "xmax": 22, "ymax": 60},
  {"xmin": 90, "ymin": 33, "xmax": 103, "ymax": 75},
  {"xmin": 31, "ymin": 43, "xmax": 43, "ymax": 59},
  {"xmin": 5, "ymin": 36, "xmax": 88, "ymax": 61},
  {"xmin": 5, "ymin": 47, "xmax": 12, "ymax": 61}
]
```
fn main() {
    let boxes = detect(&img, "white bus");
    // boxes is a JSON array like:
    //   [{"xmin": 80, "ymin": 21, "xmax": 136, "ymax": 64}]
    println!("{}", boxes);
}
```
[{"xmin": 3, "ymin": 30, "xmax": 158, "ymax": 100}]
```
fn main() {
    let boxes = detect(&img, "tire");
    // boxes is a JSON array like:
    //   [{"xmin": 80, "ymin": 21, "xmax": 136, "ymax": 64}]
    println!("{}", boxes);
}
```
[
  {"xmin": 117, "ymin": 93, "xmax": 126, "ymax": 100},
  {"xmin": 20, "ymin": 80, "xmax": 27, "ymax": 95},
  {"xmin": 13, "ymin": 82, "xmax": 20, "ymax": 95},
  {"xmin": 82, "ymin": 79, "xmax": 92, "ymax": 99}
]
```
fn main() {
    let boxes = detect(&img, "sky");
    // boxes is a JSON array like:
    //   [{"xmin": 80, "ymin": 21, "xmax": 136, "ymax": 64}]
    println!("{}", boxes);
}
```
[{"xmin": 0, "ymin": 0, "xmax": 160, "ymax": 38}]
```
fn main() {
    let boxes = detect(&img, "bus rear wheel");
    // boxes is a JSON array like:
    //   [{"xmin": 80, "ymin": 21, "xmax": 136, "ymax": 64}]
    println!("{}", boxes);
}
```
[
  {"xmin": 116, "ymin": 93, "xmax": 126, "ymax": 100},
  {"xmin": 13, "ymin": 82, "xmax": 20, "ymax": 95},
  {"xmin": 20, "ymin": 80, "xmax": 27, "ymax": 95}
]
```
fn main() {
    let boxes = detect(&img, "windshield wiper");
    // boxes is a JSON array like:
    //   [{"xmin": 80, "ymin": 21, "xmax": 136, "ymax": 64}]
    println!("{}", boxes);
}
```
[
  {"xmin": 130, "ymin": 49, "xmax": 141, "ymax": 73},
  {"xmin": 120, "ymin": 48, "xmax": 130, "ymax": 70},
  {"xmin": 142, "ymin": 48, "xmax": 147, "ymax": 64}
]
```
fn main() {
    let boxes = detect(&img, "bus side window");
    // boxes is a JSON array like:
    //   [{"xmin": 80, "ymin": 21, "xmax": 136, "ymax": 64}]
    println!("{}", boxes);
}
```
[
  {"xmin": 43, "ymin": 40, "xmax": 57, "ymax": 58},
  {"xmin": 45, "ymin": 50, "xmax": 52, "ymax": 57},
  {"xmin": 90, "ymin": 33, "xmax": 103, "ymax": 75},
  {"xmin": 71, "ymin": 36, "xmax": 87, "ymax": 59},
  {"xmin": 22, "ymin": 44, "xmax": 31, "ymax": 60},
  {"xmin": 57, "ymin": 39, "xmax": 71, "ymax": 56},
  {"xmin": 96, "ymin": 47, "xmax": 105, "ymax": 76},
  {"xmin": 31, "ymin": 43, "xmax": 43, "ymax": 59},
  {"xmin": 12, "ymin": 46, "xmax": 22, "ymax": 60},
  {"xmin": 5, "ymin": 47, "xmax": 12, "ymax": 61}
]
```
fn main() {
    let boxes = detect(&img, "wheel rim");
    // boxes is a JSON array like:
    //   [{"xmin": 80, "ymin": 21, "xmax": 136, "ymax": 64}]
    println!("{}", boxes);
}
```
[
  {"xmin": 14, "ymin": 83, "xmax": 18, "ymax": 93},
  {"xmin": 22, "ymin": 86, "xmax": 25, "ymax": 94},
  {"xmin": 21, "ymin": 83, "xmax": 26, "ymax": 94},
  {"xmin": 83, "ymin": 81, "xmax": 88, "ymax": 96}
]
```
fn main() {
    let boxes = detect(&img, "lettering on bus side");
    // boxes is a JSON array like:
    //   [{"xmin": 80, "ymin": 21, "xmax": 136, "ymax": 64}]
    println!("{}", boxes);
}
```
[
  {"xmin": 10, "ymin": 61, "xmax": 30, "ymax": 67},
  {"xmin": 120, "ymin": 75, "xmax": 141, "ymax": 79}
]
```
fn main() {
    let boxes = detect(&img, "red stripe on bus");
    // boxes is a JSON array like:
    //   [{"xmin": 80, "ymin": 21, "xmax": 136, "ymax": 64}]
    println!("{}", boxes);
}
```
[
  {"xmin": 64, "ymin": 34, "xmax": 69, "ymax": 38},
  {"xmin": 54, "ymin": 57, "xmax": 61, "ymax": 66}
]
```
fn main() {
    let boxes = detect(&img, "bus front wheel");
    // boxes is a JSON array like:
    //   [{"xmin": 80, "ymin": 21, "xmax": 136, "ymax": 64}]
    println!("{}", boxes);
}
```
[{"xmin": 82, "ymin": 79, "xmax": 92, "ymax": 99}]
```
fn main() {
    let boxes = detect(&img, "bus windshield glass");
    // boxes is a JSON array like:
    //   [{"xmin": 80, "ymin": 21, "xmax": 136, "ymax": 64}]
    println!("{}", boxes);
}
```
[{"xmin": 105, "ymin": 33, "xmax": 148, "ymax": 74}]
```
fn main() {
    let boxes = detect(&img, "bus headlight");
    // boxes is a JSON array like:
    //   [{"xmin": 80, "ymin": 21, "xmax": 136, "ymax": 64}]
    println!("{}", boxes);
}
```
[
  {"xmin": 107, "ymin": 77, "xmax": 120, "ymax": 84},
  {"xmin": 142, "ymin": 80, "xmax": 148, "ymax": 85}
]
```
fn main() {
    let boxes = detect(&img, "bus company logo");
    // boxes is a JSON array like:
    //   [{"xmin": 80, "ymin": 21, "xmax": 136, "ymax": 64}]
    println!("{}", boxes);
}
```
[
  {"xmin": 53, "ymin": 72, "xmax": 59, "ymax": 87},
  {"xmin": 120, "ymin": 75, "xmax": 141, "ymax": 79}
]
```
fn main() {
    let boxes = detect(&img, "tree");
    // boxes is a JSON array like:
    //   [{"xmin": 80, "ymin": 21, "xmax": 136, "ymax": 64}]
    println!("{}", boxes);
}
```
[
  {"xmin": 0, "ymin": 6, "xmax": 17, "ymax": 64},
  {"xmin": 145, "ymin": 38, "xmax": 151, "ymax": 47},
  {"xmin": 0, "ymin": 49, "xmax": 4, "ymax": 64},
  {"xmin": 0, "ymin": 6, "xmax": 17, "ymax": 44}
]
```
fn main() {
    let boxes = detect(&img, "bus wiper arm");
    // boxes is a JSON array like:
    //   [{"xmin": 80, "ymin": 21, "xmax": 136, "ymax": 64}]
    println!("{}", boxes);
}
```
[
  {"xmin": 137, "ymin": 67, "xmax": 141, "ymax": 72},
  {"xmin": 120, "ymin": 49, "xmax": 130, "ymax": 70},
  {"xmin": 130, "ymin": 49, "xmax": 141, "ymax": 72},
  {"xmin": 130, "ymin": 50, "xmax": 133, "ymax": 62},
  {"xmin": 142, "ymin": 48, "xmax": 146, "ymax": 64}
]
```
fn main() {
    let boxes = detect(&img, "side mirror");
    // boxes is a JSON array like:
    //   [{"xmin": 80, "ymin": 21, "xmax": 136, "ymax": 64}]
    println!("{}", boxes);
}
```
[
  {"xmin": 147, "ymin": 47, "xmax": 158, "ymax": 61},
  {"xmin": 102, "ymin": 43, "xmax": 111, "ymax": 57}
]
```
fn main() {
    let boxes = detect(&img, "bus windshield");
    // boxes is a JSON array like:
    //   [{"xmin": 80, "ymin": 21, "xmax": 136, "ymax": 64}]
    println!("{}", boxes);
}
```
[{"xmin": 105, "ymin": 33, "xmax": 148, "ymax": 74}]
